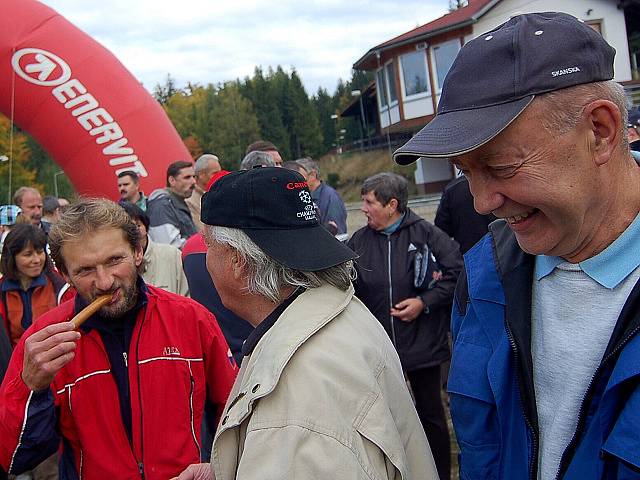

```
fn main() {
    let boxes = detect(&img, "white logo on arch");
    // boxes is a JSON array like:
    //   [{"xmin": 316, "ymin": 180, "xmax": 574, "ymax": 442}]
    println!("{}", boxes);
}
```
[{"xmin": 11, "ymin": 48, "xmax": 72, "ymax": 87}]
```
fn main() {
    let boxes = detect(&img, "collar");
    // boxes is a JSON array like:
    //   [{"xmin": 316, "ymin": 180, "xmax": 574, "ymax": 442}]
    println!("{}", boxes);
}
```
[
  {"xmin": 1, "ymin": 272, "xmax": 48, "ymax": 292},
  {"xmin": 382, "ymin": 212, "xmax": 406, "ymax": 235},
  {"xmin": 241, "ymin": 287, "xmax": 305, "ymax": 357},
  {"xmin": 536, "ymin": 213, "xmax": 640, "ymax": 288},
  {"xmin": 77, "ymin": 276, "xmax": 149, "ymax": 332}
]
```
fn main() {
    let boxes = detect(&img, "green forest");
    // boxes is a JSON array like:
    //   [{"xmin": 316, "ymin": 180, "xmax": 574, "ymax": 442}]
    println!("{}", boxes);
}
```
[{"xmin": 0, "ymin": 66, "xmax": 373, "ymax": 202}]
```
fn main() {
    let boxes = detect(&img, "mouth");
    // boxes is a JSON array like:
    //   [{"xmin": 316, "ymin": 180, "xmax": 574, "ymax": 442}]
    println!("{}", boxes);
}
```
[{"xmin": 504, "ymin": 208, "xmax": 539, "ymax": 225}]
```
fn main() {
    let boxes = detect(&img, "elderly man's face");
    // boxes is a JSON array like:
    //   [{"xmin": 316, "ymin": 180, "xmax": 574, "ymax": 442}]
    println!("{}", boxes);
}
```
[
  {"xmin": 452, "ymin": 101, "xmax": 602, "ymax": 262},
  {"xmin": 204, "ymin": 233, "xmax": 242, "ymax": 314},
  {"xmin": 20, "ymin": 191, "xmax": 43, "ymax": 225}
]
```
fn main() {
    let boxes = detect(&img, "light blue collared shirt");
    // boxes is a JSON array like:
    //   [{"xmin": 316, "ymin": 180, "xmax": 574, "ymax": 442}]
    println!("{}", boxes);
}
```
[{"xmin": 536, "ymin": 213, "xmax": 640, "ymax": 289}]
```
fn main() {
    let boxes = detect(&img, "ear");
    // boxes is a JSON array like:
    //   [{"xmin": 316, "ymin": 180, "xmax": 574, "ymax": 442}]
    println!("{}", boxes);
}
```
[
  {"xmin": 583, "ymin": 100, "xmax": 621, "ymax": 166},
  {"xmin": 133, "ymin": 244, "xmax": 144, "ymax": 267},
  {"xmin": 230, "ymin": 249, "xmax": 245, "ymax": 281},
  {"xmin": 387, "ymin": 198, "xmax": 399, "ymax": 213},
  {"xmin": 168, "ymin": 175, "xmax": 176, "ymax": 188}
]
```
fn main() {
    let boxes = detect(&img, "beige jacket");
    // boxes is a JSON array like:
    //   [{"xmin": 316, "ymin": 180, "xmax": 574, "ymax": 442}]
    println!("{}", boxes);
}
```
[
  {"xmin": 211, "ymin": 284, "xmax": 438, "ymax": 480},
  {"xmin": 141, "ymin": 236, "xmax": 189, "ymax": 296}
]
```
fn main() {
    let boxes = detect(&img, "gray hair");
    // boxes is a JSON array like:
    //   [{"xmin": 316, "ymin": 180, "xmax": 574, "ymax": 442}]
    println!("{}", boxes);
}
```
[
  {"xmin": 240, "ymin": 151, "xmax": 276, "ymax": 170},
  {"xmin": 206, "ymin": 225, "xmax": 355, "ymax": 303},
  {"xmin": 535, "ymin": 80, "xmax": 629, "ymax": 148},
  {"xmin": 13, "ymin": 187, "xmax": 41, "ymax": 206},
  {"xmin": 295, "ymin": 157, "xmax": 319, "ymax": 177},
  {"xmin": 194, "ymin": 154, "xmax": 220, "ymax": 173},
  {"xmin": 361, "ymin": 172, "xmax": 408, "ymax": 213}
]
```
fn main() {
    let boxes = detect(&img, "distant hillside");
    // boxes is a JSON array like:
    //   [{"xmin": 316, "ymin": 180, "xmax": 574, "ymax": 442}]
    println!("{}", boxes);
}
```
[{"xmin": 317, "ymin": 148, "xmax": 420, "ymax": 203}]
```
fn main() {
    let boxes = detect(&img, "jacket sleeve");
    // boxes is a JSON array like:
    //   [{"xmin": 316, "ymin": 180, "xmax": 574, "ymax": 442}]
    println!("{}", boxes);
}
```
[
  {"xmin": 0, "ymin": 332, "xmax": 60, "ymax": 475},
  {"xmin": 231, "ymin": 425, "xmax": 396, "ymax": 479},
  {"xmin": 434, "ymin": 189, "xmax": 453, "ymax": 237},
  {"xmin": 323, "ymin": 191, "xmax": 348, "ymax": 235},
  {"xmin": 418, "ymin": 223, "xmax": 463, "ymax": 311}
]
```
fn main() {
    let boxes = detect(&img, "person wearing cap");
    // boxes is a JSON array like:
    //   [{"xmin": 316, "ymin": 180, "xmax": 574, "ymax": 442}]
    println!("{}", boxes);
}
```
[
  {"xmin": 394, "ymin": 12, "xmax": 640, "ymax": 480},
  {"xmin": 0, "ymin": 205, "xmax": 22, "ymax": 254},
  {"xmin": 175, "ymin": 167, "xmax": 438, "ymax": 480}
]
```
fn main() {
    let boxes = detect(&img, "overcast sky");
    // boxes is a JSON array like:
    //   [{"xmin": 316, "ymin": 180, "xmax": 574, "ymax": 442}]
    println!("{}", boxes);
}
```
[{"xmin": 40, "ymin": 0, "xmax": 449, "ymax": 95}]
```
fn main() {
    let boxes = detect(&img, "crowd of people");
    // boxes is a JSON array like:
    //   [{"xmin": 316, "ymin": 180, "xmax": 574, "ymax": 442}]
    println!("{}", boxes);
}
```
[{"xmin": 0, "ymin": 11, "xmax": 638, "ymax": 480}]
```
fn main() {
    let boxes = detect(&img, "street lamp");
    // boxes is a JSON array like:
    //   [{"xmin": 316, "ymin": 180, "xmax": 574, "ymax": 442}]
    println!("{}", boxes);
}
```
[
  {"xmin": 351, "ymin": 89, "xmax": 369, "ymax": 151},
  {"xmin": 330, "ymin": 114, "xmax": 341, "ymax": 154},
  {"xmin": 1, "ymin": 155, "xmax": 9, "ymax": 203},
  {"xmin": 54, "ymin": 171, "xmax": 65, "ymax": 198}
]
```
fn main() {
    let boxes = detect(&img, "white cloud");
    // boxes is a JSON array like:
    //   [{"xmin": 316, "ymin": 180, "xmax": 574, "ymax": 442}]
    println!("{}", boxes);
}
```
[{"xmin": 39, "ymin": 0, "xmax": 448, "ymax": 94}]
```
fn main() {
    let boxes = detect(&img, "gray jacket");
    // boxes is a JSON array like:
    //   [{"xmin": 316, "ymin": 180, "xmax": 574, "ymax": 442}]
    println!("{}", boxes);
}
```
[{"xmin": 146, "ymin": 188, "xmax": 197, "ymax": 249}]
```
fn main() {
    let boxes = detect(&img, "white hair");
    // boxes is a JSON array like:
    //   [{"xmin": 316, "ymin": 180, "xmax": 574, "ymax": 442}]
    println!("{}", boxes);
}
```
[{"xmin": 205, "ymin": 225, "xmax": 354, "ymax": 303}]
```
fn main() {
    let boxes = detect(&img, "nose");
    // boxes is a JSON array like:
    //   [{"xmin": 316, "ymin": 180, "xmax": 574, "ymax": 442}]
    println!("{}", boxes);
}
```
[
  {"xmin": 468, "ymin": 173, "xmax": 504, "ymax": 215},
  {"xmin": 360, "ymin": 202, "xmax": 367, "ymax": 214},
  {"xmin": 94, "ymin": 265, "xmax": 115, "ymax": 292}
]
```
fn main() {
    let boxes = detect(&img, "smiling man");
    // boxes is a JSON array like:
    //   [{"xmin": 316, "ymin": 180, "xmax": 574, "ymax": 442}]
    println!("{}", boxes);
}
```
[
  {"xmin": 0, "ymin": 198, "xmax": 236, "ymax": 479},
  {"xmin": 394, "ymin": 12, "xmax": 640, "ymax": 480}
]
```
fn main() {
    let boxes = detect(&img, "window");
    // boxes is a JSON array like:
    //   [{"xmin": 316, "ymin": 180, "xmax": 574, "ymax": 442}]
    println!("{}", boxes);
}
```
[
  {"xmin": 432, "ymin": 39, "xmax": 461, "ymax": 91},
  {"xmin": 385, "ymin": 62, "xmax": 398, "ymax": 103},
  {"xmin": 376, "ymin": 69, "xmax": 387, "ymax": 108},
  {"xmin": 400, "ymin": 50, "xmax": 430, "ymax": 97},
  {"xmin": 377, "ymin": 61, "xmax": 399, "ymax": 110}
]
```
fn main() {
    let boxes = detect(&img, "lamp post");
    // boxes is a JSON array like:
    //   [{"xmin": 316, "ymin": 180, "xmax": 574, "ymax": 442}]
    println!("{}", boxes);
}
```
[
  {"xmin": 330, "ymin": 114, "xmax": 341, "ymax": 154},
  {"xmin": 54, "ymin": 171, "xmax": 65, "ymax": 198},
  {"xmin": 351, "ymin": 89, "xmax": 369, "ymax": 151}
]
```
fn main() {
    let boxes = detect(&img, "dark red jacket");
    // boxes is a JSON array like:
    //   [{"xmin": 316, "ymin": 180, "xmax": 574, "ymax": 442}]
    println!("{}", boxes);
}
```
[{"xmin": 0, "ymin": 284, "xmax": 237, "ymax": 480}]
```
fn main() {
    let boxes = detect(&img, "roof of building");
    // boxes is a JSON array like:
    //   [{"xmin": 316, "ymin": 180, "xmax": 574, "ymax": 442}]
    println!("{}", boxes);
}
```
[{"xmin": 353, "ymin": 0, "xmax": 499, "ymax": 70}]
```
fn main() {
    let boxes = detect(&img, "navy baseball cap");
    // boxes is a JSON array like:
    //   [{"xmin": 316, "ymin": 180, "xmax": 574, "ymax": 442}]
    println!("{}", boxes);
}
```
[
  {"xmin": 394, "ymin": 12, "xmax": 616, "ymax": 165},
  {"xmin": 201, "ymin": 167, "xmax": 356, "ymax": 271}
]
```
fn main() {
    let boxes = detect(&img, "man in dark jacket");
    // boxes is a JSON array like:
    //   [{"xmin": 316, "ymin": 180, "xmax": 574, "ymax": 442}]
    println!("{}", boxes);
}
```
[
  {"xmin": 147, "ymin": 161, "xmax": 198, "ymax": 249},
  {"xmin": 348, "ymin": 172, "xmax": 462, "ymax": 480},
  {"xmin": 394, "ymin": 13, "xmax": 640, "ymax": 479},
  {"xmin": 435, "ymin": 175, "xmax": 495, "ymax": 254}
]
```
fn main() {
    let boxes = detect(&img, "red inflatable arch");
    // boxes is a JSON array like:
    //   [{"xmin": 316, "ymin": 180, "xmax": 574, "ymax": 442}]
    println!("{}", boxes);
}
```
[{"xmin": 0, "ymin": 0, "xmax": 191, "ymax": 198}]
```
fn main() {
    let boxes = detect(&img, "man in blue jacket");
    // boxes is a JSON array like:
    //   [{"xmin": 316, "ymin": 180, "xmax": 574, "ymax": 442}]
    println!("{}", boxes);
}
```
[{"xmin": 394, "ymin": 12, "xmax": 640, "ymax": 480}]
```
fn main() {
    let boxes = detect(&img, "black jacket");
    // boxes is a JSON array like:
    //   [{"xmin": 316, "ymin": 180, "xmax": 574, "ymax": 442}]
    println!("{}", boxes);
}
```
[
  {"xmin": 434, "ymin": 176, "xmax": 495, "ymax": 254},
  {"xmin": 348, "ymin": 209, "xmax": 463, "ymax": 371}
]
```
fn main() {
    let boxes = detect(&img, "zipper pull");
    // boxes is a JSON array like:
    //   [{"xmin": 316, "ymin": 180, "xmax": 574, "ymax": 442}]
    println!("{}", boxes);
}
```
[
  {"xmin": 123, "ymin": 352, "xmax": 128, "ymax": 367},
  {"xmin": 138, "ymin": 462, "xmax": 145, "ymax": 478}
]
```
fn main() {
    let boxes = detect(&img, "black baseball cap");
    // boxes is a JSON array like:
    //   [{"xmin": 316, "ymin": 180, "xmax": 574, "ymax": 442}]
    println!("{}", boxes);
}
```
[
  {"xmin": 394, "ymin": 12, "xmax": 616, "ymax": 165},
  {"xmin": 201, "ymin": 167, "xmax": 356, "ymax": 271}
]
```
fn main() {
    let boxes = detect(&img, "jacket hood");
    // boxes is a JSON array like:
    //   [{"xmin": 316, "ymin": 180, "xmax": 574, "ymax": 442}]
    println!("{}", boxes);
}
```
[{"xmin": 148, "ymin": 188, "xmax": 169, "ymax": 201}]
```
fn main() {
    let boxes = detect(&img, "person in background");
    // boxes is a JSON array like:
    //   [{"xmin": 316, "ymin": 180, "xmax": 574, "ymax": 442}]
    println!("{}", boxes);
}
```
[
  {"xmin": 41, "ymin": 196, "xmax": 61, "ymax": 233},
  {"xmin": 627, "ymin": 108, "xmax": 640, "ymax": 157},
  {"xmin": 435, "ymin": 175, "xmax": 496, "ymax": 255},
  {"xmin": 239, "ymin": 151, "xmax": 275, "ymax": 170},
  {"xmin": 393, "ymin": 12, "xmax": 640, "ymax": 478},
  {"xmin": 176, "ymin": 167, "xmax": 437, "ymax": 480},
  {"xmin": 0, "ymin": 198, "xmax": 236, "ymax": 479},
  {"xmin": 245, "ymin": 140, "xmax": 283, "ymax": 167},
  {"xmin": 117, "ymin": 170, "xmax": 148, "ymax": 211},
  {"xmin": 186, "ymin": 154, "xmax": 221, "ymax": 232},
  {"xmin": 0, "ymin": 205, "xmax": 22, "ymax": 254},
  {"xmin": 347, "ymin": 172, "xmax": 463, "ymax": 480},
  {"xmin": 0, "ymin": 224, "xmax": 73, "ymax": 480},
  {"xmin": 296, "ymin": 157, "xmax": 347, "ymax": 235},
  {"xmin": 13, "ymin": 187, "xmax": 44, "ymax": 231},
  {"xmin": 121, "ymin": 202, "xmax": 189, "ymax": 296},
  {"xmin": 147, "ymin": 161, "xmax": 198, "ymax": 248},
  {"xmin": 56, "ymin": 198, "xmax": 70, "ymax": 213}
]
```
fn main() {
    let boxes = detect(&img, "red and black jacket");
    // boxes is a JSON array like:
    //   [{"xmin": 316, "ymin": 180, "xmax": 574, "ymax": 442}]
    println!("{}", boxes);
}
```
[{"xmin": 0, "ymin": 282, "xmax": 237, "ymax": 480}]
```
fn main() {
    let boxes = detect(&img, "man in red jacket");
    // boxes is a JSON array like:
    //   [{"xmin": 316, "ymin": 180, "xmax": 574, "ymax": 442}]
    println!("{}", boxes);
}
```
[{"xmin": 0, "ymin": 198, "xmax": 237, "ymax": 480}]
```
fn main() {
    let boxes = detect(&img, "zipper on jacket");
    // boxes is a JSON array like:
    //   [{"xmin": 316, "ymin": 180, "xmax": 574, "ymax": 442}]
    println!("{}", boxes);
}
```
[
  {"xmin": 135, "ymin": 309, "xmax": 147, "ymax": 479},
  {"xmin": 123, "ymin": 352, "xmax": 128, "ymax": 367},
  {"xmin": 555, "ymin": 322, "xmax": 640, "ymax": 479},
  {"xmin": 504, "ymin": 319, "xmax": 538, "ymax": 480},
  {"xmin": 188, "ymin": 366, "xmax": 201, "ymax": 457},
  {"xmin": 387, "ymin": 236, "xmax": 396, "ymax": 346}
]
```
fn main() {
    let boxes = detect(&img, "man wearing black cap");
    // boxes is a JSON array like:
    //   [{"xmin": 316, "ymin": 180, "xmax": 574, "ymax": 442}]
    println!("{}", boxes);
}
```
[
  {"xmin": 394, "ymin": 12, "xmax": 640, "ymax": 480},
  {"xmin": 175, "ymin": 167, "xmax": 438, "ymax": 480}
]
